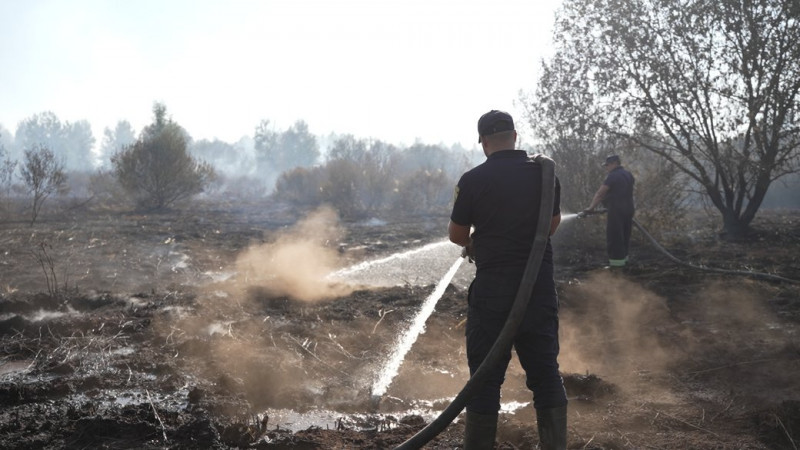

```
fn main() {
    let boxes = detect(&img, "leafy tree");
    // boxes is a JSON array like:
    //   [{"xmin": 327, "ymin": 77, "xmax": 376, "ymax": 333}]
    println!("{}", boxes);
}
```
[
  {"xmin": 254, "ymin": 119, "xmax": 320, "ymax": 190},
  {"xmin": 273, "ymin": 166, "xmax": 325, "ymax": 207},
  {"xmin": 269, "ymin": 134, "xmax": 461, "ymax": 218},
  {"xmin": 190, "ymin": 138, "xmax": 253, "ymax": 175},
  {"xmin": 523, "ymin": 29, "xmax": 619, "ymax": 212},
  {"xmin": 326, "ymin": 136, "xmax": 398, "ymax": 215},
  {"xmin": 99, "ymin": 121, "xmax": 136, "ymax": 169},
  {"xmin": 281, "ymin": 120, "xmax": 320, "ymax": 169},
  {"xmin": 19, "ymin": 145, "xmax": 67, "ymax": 225},
  {"xmin": 533, "ymin": 0, "xmax": 800, "ymax": 238},
  {"xmin": 15, "ymin": 112, "xmax": 96, "ymax": 172},
  {"xmin": 393, "ymin": 168, "xmax": 452, "ymax": 214},
  {"xmin": 0, "ymin": 144, "xmax": 18, "ymax": 215},
  {"xmin": 320, "ymin": 158, "xmax": 361, "ymax": 217},
  {"xmin": 0, "ymin": 124, "xmax": 14, "ymax": 159},
  {"xmin": 112, "ymin": 103, "xmax": 214, "ymax": 211},
  {"xmin": 15, "ymin": 112, "xmax": 62, "ymax": 156},
  {"xmin": 253, "ymin": 119, "xmax": 281, "ymax": 189},
  {"xmin": 61, "ymin": 120, "xmax": 96, "ymax": 171}
]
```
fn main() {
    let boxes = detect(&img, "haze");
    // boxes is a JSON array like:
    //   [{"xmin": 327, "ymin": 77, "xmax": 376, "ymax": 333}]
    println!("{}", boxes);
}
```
[{"xmin": 0, "ymin": 0, "xmax": 562, "ymax": 149}]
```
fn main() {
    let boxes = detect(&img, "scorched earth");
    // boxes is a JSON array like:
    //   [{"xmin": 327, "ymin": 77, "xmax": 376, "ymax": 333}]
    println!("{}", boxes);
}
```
[{"xmin": 0, "ymin": 201, "xmax": 799, "ymax": 449}]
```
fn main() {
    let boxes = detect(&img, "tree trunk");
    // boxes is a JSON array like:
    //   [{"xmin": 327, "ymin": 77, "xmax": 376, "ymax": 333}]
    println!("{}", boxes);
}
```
[{"xmin": 720, "ymin": 209, "xmax": 752, "ymax": 241}]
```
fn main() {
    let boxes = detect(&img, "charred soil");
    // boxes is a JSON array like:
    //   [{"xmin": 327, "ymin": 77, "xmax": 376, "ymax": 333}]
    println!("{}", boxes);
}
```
[{"xmin": 0, "ymin": 202, "xmax": 799, "ymax": 449}]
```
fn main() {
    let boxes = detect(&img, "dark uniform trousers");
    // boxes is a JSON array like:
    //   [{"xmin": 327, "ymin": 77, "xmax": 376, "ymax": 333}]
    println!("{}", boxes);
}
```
[
  {"xmin": 606, "ymin": 205, "xmax": 634, "ymax": 263},
  {"xmin": 464, "ymin": 269, "xmax": 567, "ymax": 415}
]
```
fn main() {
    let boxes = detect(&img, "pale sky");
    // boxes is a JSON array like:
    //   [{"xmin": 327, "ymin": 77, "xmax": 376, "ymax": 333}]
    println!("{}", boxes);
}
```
[{"xmin": 0, "ymin": 0, "xmax": 562, "ymax": 150}]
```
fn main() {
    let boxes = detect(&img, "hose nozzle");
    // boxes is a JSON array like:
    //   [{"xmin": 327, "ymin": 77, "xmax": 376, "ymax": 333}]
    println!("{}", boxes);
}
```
[{"xmin": 578, "ymin": 209, "xmax": 607, "ymax": 219}]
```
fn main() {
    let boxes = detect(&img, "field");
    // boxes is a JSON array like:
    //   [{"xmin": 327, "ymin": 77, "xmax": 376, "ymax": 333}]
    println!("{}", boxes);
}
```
[{"xmin": 1, "ymin": 201, "xmax": 799, "ymax": 449}]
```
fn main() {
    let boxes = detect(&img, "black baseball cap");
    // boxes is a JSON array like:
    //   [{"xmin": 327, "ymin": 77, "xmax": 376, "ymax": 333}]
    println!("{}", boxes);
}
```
[
  {"xmin": 603, "ymin": 155, "xmax": 621, "ymax": 166},
  {"xmin": 477, "ymin": 110, "xmax": 515, "ymax": 143}
]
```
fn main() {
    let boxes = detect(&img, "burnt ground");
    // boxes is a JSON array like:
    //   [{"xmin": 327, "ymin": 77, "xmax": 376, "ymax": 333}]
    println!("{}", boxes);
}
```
[{"xmin": 0, "ymin": 200, "xmax": 799, "ymax": 449}]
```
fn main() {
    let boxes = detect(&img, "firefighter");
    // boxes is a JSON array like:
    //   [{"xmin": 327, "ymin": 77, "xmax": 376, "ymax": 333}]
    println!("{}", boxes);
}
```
[
  {"xmin": 449, "ymin": 110, "xmax": 567, "ymax": 449},
  {"xmin": 583, "ymin": 154, "xmax": 635, "ymax": 267}
]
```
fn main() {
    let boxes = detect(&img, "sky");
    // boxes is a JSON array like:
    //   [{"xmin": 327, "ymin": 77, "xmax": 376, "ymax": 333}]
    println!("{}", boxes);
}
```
[{"xmin": 0, "ymin": 0, "xmax": 563, "ymax": 150}]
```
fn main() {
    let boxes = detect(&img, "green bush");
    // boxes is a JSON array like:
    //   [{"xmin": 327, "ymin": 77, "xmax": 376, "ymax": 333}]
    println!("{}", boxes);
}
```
[{"xmin": 111, "ymin": 104, "xmax": 214, "ymax": 211}]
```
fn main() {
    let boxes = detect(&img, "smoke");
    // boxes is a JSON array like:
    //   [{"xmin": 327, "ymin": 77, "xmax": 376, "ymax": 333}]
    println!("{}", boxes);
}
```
[
  {"xmin": 233, "ymin": 205, "xmax": 354, "ymax": 302},
  {"xmin": 679, "ymin": 280, "xmax": 778, "ymax": 355},
  {"xmin": 147, "ymin": 206, "xmax": 370, "ymax": 412},
  {"xmin": 559, "ymin": 272, "xmax": 678, "ymax": 381}
]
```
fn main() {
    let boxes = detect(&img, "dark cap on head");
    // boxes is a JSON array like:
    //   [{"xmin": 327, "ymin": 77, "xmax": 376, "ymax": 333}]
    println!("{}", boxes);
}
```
[
  {"xmin": 477, "ymin": 110, "xmax": 515, "ymax": 143},
  {"xmin": 603, "ymin": 155, "xmax": 621, "ymax": 166}
]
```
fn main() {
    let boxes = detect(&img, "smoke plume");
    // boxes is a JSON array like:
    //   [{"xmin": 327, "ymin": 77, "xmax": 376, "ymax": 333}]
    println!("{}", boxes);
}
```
[
  {"xmin": 559, "ymin": 271, "xmax": 678, "ymax": 380},
  {"xmin": 233, "ymin": 205, "xmax": 354, "ymax": 302}
]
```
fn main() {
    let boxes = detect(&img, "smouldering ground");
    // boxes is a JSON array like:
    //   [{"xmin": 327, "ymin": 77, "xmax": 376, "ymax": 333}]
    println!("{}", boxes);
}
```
[{"xmin": 0, "ymin": 203, "xmax": 799, "ymax": 449}]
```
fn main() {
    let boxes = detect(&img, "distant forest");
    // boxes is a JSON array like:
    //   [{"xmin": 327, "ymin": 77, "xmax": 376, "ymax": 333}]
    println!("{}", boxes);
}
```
[{"xmin": 0, "ymin": 103, "xmax": 485, "ymax": 220}]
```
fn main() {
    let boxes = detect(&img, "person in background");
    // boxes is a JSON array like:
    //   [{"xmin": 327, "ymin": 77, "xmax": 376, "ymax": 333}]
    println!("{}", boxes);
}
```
[
  {"xmin": 583, "ymin": 154, "xmax": 635, "ymax": 267},
  {"xmin": 448, "ymin": 110, "xmax": 568, "ymax": 450}
]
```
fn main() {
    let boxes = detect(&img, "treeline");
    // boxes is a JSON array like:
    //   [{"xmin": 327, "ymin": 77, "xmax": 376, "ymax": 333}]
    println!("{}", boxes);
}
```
[{"xmin": 0, "ymin": 102, "xmax": 481, "ymax": 223}]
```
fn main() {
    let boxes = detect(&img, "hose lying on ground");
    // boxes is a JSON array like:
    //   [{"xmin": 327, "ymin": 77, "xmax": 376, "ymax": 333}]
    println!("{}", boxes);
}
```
[
  {"xmin": 632, "ymin": 218, "xmax": 800, "ymax": 285},
  {"xmin": 394, "ymin": 154, "xmax": 557, "ymax": 449}
]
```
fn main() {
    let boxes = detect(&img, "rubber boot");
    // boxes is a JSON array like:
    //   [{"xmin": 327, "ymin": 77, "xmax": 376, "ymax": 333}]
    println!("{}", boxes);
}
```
[
  {"xmin": 463, "ymin": 410, "xmax": 497, "ymax": 450},
  {"xmin": 536, "ymin": 405, "xmax": 567, "ymax": 450}
]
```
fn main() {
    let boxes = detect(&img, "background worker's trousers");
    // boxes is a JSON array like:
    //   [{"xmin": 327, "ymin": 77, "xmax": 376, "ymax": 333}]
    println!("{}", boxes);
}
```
[{"xmin": 606, "ymin": 206, "xmax": 634, "ymax": 266}]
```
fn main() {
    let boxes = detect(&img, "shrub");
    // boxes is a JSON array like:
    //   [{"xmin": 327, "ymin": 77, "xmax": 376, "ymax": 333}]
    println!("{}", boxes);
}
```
[
  {"xmin": 19, "ymin": 144, "xmax": 67, "ymax": 225},
  {"xmin": 112, "ymin": 120, "xmax": 214, "ymax": 211}
]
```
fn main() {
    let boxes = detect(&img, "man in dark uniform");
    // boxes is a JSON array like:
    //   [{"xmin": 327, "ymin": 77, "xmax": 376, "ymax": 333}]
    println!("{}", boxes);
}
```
[
  {"xmin": 448, "ymin": 110, "xmax": 567, "ymax": 450},
  {"xmin": 583, "ymin": 154, "xmax": 635, "ymax": 267}
]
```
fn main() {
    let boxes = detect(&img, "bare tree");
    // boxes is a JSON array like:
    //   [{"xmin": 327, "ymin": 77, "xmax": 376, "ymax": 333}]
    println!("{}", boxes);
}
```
[{"xmin": 20, "ymin": 144, "xmax": 67, "ymax": 225}]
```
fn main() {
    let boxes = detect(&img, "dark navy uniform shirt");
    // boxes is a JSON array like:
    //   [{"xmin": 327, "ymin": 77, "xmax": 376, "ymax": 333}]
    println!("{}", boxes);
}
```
[
  {"xmin": 602, "ymin": 166, "xmax": 635, "ymax": 212},
  {"xmin": 450, "ymin": 150, "xmax": 561, "ymax": 295}
]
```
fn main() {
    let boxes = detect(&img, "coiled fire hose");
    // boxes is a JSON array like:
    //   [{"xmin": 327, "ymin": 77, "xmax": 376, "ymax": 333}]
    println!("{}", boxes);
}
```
[
  {"xmin": 394, "ymin": 154, "xmax": 557, "ymax": 449},
  {"xmin": 581, "ymin": 210, "xmax": 799, "ymax": 285}
]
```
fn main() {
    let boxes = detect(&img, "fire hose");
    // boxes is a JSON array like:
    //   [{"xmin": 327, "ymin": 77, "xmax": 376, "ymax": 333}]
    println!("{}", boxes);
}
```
[
  {"xmin": 578, "ymin": 210, "xmax": 800, "ymax": 285},
  {"xmin": 393, "ymin": 154, "xmax": 557, "ymax": 449}
]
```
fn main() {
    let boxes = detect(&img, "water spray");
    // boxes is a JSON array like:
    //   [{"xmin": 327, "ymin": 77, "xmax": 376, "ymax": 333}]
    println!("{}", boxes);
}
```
[
  {"xmin": 370, "ymin": 256, "xmax": 464, "ymax": 403},
  {"xmin": 331, "ymin": 241, "xmax": 451, "ymax": 278}
]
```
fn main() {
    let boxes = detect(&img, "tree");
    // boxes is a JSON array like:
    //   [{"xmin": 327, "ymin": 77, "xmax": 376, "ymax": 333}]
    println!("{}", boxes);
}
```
[
  {"xmin": 112, "ymin": 103, "xmax": 214, "ymax": 211},
  {"xmin": 393, "ymin": 168, "xmax": 452, "ymax": 214},
  {"xmin": 0, "ymin": 124, "xmax": 14, "ymax": 159},
  {"xmin": 190, "ymin": 138, "xmax": 253, "ymax": 176},
  {"xmin": 19, "ymin": 145, "xmax": 67, "ymax": 225},
  {"xmin": 15, "ymin": 112, "xmax": 96, "ymax": 172},
  {"xmin": 0, "ymin": 144, "xmax": 18, "ymax": 215},
  {"xmin": 254, "ymin": 119, "xmax": 320, "ymax": 191},
  {"xmin": 273, "ymin": 166, "xmax": 325, "ymax": 207},
  {"xmin": 15, "ymin": 112, "xmax": 62, "ymax": 157},
  {"xmin": 61, "ymin": 120, "xmax": 96, "ymax": 171},
  {"xmin": 99, "ymin": 121, "xmax": 136, "ymax": 169},
  {"xmin": 533, "ymin": 0, "xmax": 800, "ymax": 238},
  {"xmin": 326, "ymin": 135, "xmax": 398, "ymax": 215},
  {"xmin": 280, "ymin": 120, "xmax": 320, "ymax": 169}
]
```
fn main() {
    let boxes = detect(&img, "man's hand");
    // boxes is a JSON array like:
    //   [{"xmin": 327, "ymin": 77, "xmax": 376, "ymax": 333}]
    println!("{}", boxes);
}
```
[{"xmin": 461, "ymin": 242, "xmax": 475, "ymax": 263}]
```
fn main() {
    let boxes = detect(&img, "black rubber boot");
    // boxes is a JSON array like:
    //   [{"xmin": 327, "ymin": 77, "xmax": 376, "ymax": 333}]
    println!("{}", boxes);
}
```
[
  {"xmin": 463, "ymin": 410, "xmax": 497, "ymax": 450},
  {"xmin": 536, "ymin": 405, "xmax": 567, "ymax": 450}
]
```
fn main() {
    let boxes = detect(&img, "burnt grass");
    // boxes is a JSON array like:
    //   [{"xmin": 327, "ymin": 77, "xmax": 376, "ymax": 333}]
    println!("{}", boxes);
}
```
[{"xmin": 1, "ymin": 201, "xmax": 799, "ymax": 449}]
